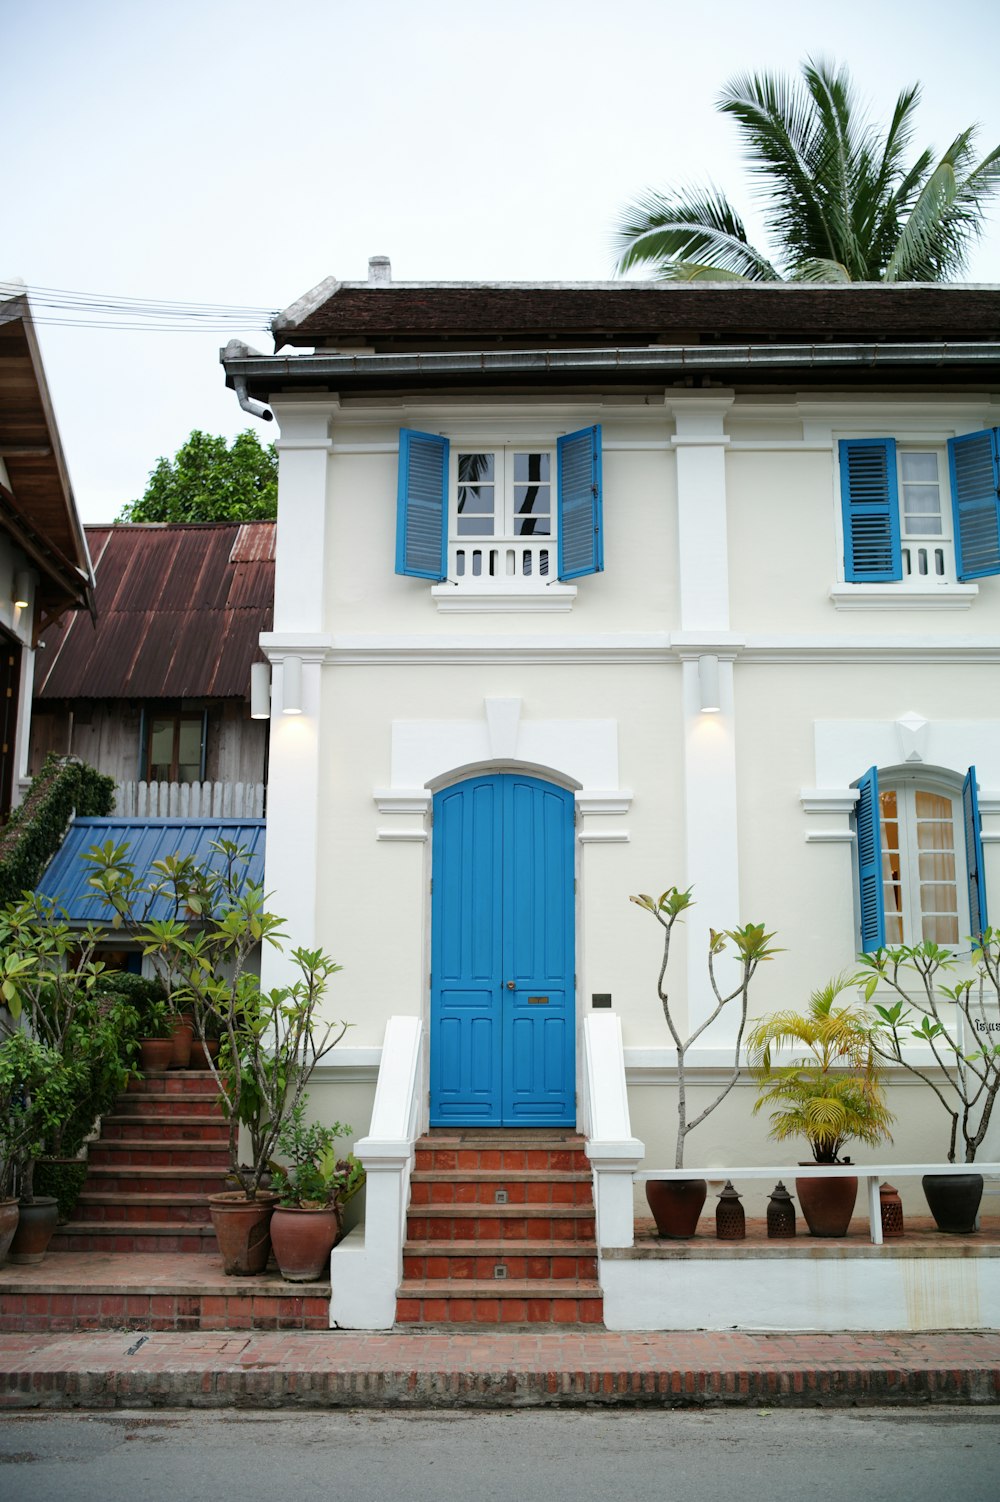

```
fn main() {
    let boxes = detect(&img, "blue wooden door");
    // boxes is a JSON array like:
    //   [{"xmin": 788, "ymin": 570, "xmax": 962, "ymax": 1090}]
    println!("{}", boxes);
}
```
[{"xmin": 430, "ymin": 774, "xmax": 575, "ymax": 1126}]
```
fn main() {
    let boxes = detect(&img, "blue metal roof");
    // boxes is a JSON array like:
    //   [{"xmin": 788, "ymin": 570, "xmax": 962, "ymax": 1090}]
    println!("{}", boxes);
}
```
[{"xmin": 36, "ymin": 817, "xmax": 266, "ymax": 925}]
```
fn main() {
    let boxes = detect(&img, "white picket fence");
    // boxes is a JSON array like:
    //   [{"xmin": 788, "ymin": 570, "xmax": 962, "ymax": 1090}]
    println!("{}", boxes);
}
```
[{"xmin": 113, "ymin": 781, "xmax": 265, "ymax": 818}]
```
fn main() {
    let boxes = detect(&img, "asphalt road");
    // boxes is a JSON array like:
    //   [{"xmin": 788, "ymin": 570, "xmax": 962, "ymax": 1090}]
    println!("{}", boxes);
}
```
[{"xmin": 1, "ymin": 1406, "xmax": 999, "ymax": 1501}]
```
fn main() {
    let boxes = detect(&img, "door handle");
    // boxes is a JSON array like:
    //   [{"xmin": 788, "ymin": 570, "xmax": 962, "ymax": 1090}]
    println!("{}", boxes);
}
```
[{"xmin": 506, "ymin": 981, "xmax": 515, "ymax": 990}]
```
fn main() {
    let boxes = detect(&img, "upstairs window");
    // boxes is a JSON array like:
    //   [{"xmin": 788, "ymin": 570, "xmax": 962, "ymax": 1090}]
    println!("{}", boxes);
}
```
[
  {"xmin": 144, "ymin": 711, "xmax": 206, "ymax": 784},
  {"xmin": 853, "ymin": 766, "xmax": 987, "ymax": 952},
  {"xmin": 839, "ymin": 429, "xmax": 1000, "ymax": 588},
  {"xmin": 395, "ymin": 425, "xmax": 603, "ymax": 594}
]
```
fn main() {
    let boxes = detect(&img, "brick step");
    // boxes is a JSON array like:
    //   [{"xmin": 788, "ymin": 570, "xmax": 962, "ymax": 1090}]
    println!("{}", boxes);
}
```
[
  {"xmin": 414, "ymin": 1141, "xmax": 589, "ymax": 1174},
  {"xmin": 73, "ymin": 1193, "xmax": 214, "ymax": 1225},
  {"xmin": 127, "ymin": 1070, "xmax": 221, "ymax": 1096},
  {"xmin": 50, "ymin": 1222, "xmax": 218, "ymax": 1254},
  {"xmin": 113, "ymin": 1094, "xmax": 223, "ymax": 1118},
  {"xmin": 81, "ymin": 1166, "xmax": 229, "ymax": 1196},
  {"xmin": 408, "ymin": 1204, "xmax": 595, "ymax": 1243},
  {"xmin": 87, "ymin": 1140, "xmax": 231, "ymax": 1167},
  {"xmin": 100, "ymin": 1116, "xmax": 229, "ymax": 1141},
  {"xmin": 395, "ymin": 1280, "xmax": 603, "ymax": 1325},
  {"xmin": 409, "ymin": 1170, "xmax": 593, "ymax": 1207},
  {"xmin": 403, "ymin": 1244, "xmax": 598, "ymax": 1280}
]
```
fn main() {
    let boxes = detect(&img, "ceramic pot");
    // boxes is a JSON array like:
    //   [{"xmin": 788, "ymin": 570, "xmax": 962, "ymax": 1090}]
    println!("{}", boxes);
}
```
[
  {"xmin": 208, "ymin": 1190, "xmax": 278, "ymax": 1275},
  {"xmin": 0, "ymin": 1199, "xmax": 19, "ymax": 1266},
  {"xmin": 139, "ymin": 1037, "xmax": 174, "ymax": 1072},
  {"xmin": 169, "ymin": 1017, "xmax": 194, "ymax": 1069},
  {"xmin": 7, "ymin": 1196, "xmax": 59, "ymax": 1264},
  {"xmin": 795, "ymin": 1170, "xmax": 858, "ymax": 1237},
  {"xmin": 270, "ymin": 1204, "xmax": 343, "ymax": 1282},
  {"xmin": 189, "ymin": 1038, "xmax": 220, "ymax": 1071},
  {"xmin": 645, "ymin": 1178, "xmax": 708, "ymax": 1239},
  {"xmin": 922, "ymin": 1173, "xmax": 983, "ymax": 1234}
]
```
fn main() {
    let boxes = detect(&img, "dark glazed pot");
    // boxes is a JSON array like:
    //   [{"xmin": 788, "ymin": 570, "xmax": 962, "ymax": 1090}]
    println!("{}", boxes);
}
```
[
  {"xmin": 795, "ymin": 1172, "xmax": 858, "ymax": 1237},
  {"xmin": 208, "ymin": 1191, "xmax": 278, "ymax": 1275},
  {"xmin": 7, "ymin": 1196, "xmax": 59, "ymax": 1264},
  {"xmin": 270, "ymin": 1205, "xmax": 343, "ymax": 1282},
  {"xmin": 922, "ymin": 1173, "xmax": 983, "ymax": 1234},
  {"xmin": 645, "ymin": 1178, "xmax": 708, "ymax": 1239}
]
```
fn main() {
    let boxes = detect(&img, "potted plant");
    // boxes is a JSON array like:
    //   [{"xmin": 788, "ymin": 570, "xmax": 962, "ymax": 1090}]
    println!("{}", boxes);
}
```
[
  {"xmin": 85, "ymin": 837, "xmax": 350, "ymax": 1274},
  {"xmin": 630, "ymin": 885, "xmax": 778, "ymax": 1236},
  {"xmin": 747, "ymin": 977, "xmax": 894, "ymax": 1236},
  {"xmin": 858, "ymin": 930, "xmax": 1000, "ymax": 1232},
  {"xmin": 269, "ymin": 1102, "xmax": 364, "ymax": 1281}
]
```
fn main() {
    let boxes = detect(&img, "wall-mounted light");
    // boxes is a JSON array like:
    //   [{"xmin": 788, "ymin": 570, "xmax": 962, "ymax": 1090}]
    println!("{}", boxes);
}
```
[
  {"xmin": 13, "ymin": 570, "xmax": 32, "ymax": 610},
  {"xmin": 250, "ymin": 662, "xmax": 271, "ymax": 719},
  {"xmin": 282, "ymin": 655, "xmax": 303, "ymax": 715},
  {"xmin": 698, "ymin": 654, "xmax": 721, "ymax": 713}
]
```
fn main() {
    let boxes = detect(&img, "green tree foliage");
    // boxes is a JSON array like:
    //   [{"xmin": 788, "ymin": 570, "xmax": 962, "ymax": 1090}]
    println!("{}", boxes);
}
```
[
  {"xmin": 118, "ymin": 428, "xmax": 277, "ymax": 524},
  {"xmin": 0, "ymin": 756, "xmax": 115, "ymax": 907},
  {"xmin": 615, "ymin": 59, "xmax": 1000, "ymax": 283}
]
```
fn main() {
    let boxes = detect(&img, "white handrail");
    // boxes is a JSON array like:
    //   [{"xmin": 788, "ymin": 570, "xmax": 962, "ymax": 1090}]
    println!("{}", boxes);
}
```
[{"xmin": 583, "ymin": 1013, "xmax": 645, "ymax": 1249}]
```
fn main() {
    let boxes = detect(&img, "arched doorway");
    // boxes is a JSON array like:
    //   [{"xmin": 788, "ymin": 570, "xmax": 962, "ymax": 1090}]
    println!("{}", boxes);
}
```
[{"xmin": 429, "ymin": 772, "xmax": 575, "ymax": 1126}]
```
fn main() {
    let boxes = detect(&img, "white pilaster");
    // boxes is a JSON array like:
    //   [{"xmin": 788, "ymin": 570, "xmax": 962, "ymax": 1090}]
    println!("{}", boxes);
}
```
[
  {"xmin": 670, "ymin": 395, "xmax": 742, "ymax": 1036},
  {"xmin": 270, "ymin": 398, "xmax": 336, "ymax": 634}
]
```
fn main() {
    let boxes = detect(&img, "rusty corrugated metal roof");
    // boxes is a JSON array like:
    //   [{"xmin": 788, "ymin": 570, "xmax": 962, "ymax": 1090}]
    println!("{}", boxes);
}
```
[{"xmin": 34, "ymin": 522, "xmax": 274, "ymax": 700}]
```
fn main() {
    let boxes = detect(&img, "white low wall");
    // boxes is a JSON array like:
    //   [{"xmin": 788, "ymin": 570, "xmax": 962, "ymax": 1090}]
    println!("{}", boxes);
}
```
[{"xmin": 600, "ymin": 1249, "xmax": 1000, "ymax": 1332}]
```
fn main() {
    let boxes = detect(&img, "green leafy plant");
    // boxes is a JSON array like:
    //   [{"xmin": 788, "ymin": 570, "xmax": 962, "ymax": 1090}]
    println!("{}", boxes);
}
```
[
  {"xmin": 272, "ymin": 1102, "xmax": 363, "ymax": 1210},
  {"xmin": 630, "ymin": 885, "xmax": 779, "ymax": 1168},
  {"xmin": 0, "ymin": 756, "xmax": 114, "ymax": 907},
  {"xmin": 747, "ymin": 977, "xmax": 894, "ymax": 1163},
  {"xmin": 117, "ymin": 428, "xmax": 277, "ymax": 523},
  {"xmin": 858, "ymin": 931, "xmax": 1000, "ymax": 1164},
  {"xmin": 84, "ymin": 837, "xmax": 350, "ymax": 1199}
]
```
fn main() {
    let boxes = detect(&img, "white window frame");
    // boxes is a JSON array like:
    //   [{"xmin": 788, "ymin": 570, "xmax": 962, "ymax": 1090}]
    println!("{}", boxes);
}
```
[
  {"xmin": 895, "ymin": 445, "xmax": 957, "ymax": 590},
  {"xmin": 878, "ymin": 768, "xmax": 970, "ymax": 949}
]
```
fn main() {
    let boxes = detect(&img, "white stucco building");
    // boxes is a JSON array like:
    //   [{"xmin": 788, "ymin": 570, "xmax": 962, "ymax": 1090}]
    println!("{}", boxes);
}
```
[{"xmin": 222, "ymin": 268, "xmax": 1000, "ymax": 1212}]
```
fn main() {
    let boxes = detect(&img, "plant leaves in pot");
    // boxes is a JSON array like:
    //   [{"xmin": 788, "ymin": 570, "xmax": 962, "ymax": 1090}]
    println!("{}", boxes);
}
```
[{"xmin": 268, "ymin": 1103, "xmax": 365, "ymax": 1282}]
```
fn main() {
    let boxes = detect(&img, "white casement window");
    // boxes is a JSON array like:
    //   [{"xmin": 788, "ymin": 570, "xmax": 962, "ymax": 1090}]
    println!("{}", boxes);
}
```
[
  {"xmin": 878, "ymin": 777, "xmax": 966, "ymax": 946},
  {"xmin": 896, "ymin": 449, "xmax": 956, "ymax": 587},
  {"xmin": 452, "ymin": 448, "xmax": 555, "ymax": 584}
]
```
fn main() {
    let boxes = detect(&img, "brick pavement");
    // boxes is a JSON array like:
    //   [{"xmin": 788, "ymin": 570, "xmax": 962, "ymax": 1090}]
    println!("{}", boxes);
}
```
[{"xmin": 1, "ymin": 1327, "xmax": 999, "ymax": 1410}]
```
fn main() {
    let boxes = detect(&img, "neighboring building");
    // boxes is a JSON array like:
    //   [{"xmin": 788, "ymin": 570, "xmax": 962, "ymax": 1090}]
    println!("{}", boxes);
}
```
[
  {"xmin": 222, "ymin": 265, "xmax": 1000, "ymax": 1175},
  {"xmin": 30, "ymin": 521, "xmax": 274, "ymax": 817},
  {"xmin": 0, "ymin": 290, "xmax": 95, "ymax": 818}
]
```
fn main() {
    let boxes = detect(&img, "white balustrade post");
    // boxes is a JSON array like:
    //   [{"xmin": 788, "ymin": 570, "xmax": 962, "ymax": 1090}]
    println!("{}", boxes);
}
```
[{"xmin": 583, "ymin": 1012, "xmax": 644, "ymax": 1249}]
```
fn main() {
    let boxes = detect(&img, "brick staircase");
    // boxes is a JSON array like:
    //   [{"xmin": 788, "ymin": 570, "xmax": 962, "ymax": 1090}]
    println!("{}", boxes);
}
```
[
  {"xmin": 396, "ymin": 1130, "xmax": 603, "ymax": 1326},
  {"xmin": 52, "ymin": 1070, "xmax": 228, "ymax": 1253}
]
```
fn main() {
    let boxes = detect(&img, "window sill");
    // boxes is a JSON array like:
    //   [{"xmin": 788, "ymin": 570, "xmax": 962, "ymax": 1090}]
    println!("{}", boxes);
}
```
[
  {"xmin": 829, "ymin": 584, "xmax": 978, "ymax": 612},
  {"xmin": 430, "ymin": 583, "xmax": 578, "ymax": 613}
]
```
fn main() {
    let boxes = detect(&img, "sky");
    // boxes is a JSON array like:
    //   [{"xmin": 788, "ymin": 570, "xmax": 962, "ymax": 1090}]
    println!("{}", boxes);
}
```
[{"xmin": 6, "ymin": 0, "xmax": 1000, "ymax": 523}]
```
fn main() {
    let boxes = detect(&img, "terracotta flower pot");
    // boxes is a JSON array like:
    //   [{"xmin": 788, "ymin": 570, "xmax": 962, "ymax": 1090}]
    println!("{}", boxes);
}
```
[
  {"xmin": 208, "ymin": 1190, "xmax": 278, "ymax": 1275},
  {"xmin": 645, "ymin": 1178, "xmax": 708, "ymax": 1239},
  {"xmin": 922, "ymin": 1173, "xmax": 983, "ymax": 1234},
  {"xmin": 189, "ymin": 1038, "xmax": 220, "ymax": 1071},
  {"xmin": 139, "ymin": 1037, "xmax": 174, "ymax": 1072},
  {"xmin": 7, "ymin": 1196, "xmax": 59, "ymax": 1264},
  {"xmin": 169, "ymin": 1017, "xmax": 194, "ymax": 1069},
  {"xmin": 0, "ymin": 1198, "xmax": 19, "ymax": 1266},
  {"xmin": 270, "ymin": 1204, "xmax": 343, "ymax": 1282},
  {"xmin": 795, "ymin": 1170, "xmax": 858, "ymax": 1237}
]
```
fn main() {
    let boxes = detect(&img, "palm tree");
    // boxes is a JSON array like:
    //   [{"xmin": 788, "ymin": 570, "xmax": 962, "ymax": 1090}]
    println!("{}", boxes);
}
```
[{"xmin": 614, "ymin": 59, "xmax": 1000, "ymax": 283}]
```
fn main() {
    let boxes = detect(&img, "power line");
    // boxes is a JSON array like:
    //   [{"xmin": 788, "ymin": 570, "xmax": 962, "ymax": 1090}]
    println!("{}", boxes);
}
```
[{"xmin": 1, "ymin": 279, "xmax": 278, "ymax": 332}]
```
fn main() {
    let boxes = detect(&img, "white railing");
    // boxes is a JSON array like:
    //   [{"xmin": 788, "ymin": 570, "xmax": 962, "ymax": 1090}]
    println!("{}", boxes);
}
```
[
  {"xmin": 450, "ymin": 537, "xmax": 555, "ymax": 587},
  {"xmin": 330, "ymin": 1014, "xmax": 423, "ymax": 1329},
  {"xmin": 583, "ymin": 1013, "xmax": 645, "ymax": 1249},
  {"xmin": 114, "ymin": 781, "xmax": 265, "ymax": 818},
  {"xmin": 637, "ymin": 1162, "xmax": 1000, "ymax": 1245}
]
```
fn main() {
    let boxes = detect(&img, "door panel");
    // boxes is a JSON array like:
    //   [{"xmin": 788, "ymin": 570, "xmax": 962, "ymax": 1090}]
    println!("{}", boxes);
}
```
[{"xmin": 431, "ymin": 774, "xmax": 575, "ymax": 1126}]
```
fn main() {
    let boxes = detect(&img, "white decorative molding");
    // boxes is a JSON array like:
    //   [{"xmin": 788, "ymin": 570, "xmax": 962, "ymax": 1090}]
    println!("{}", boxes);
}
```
[
  {"xmin": 806, "ymin": 829, "xmax": 857, "ymax": 844},
  {"xmin": 896, "ymin": 712, "xmax": 929, "ymax": 764},
  {"xmin": 376, "ymin": 828, "xmax": 428, "ymax": 843},
  {"xmin": 576, "ymin": 792, "xmax": 633, "ymax": 817},
  {"xmin": 800, "ymin": 789, "xmax": 861, "ymax": 816},
  {"xmin": 485, "ymin": 697, "xmax": 522, "ymax": 759},
  {"xmin": 829, "ymin": 585, "xmax": 978, "ymax": 611},
  {"xmin": 430, "ymin": 584, "xmax": 577, "ymax": 614},
  {"xmin": 578, "ymin": 829, "xmax": 630, "ymax": 844},
  {"xmin": 373, "ymin": 791, "xmax": 432, "ymax": 816},
  {"xmin": 980, "ymin": 796, "xmax": 1000, "ymax": 842},
  {"xmin": 814, "ymin": 720, "xmax": 1000, "ymax": 790}
]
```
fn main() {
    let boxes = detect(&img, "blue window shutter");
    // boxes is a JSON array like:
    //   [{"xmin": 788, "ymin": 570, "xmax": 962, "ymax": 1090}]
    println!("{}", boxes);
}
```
[
  {"xmin": 557, "ymin": 425, "xmax": 603, "ymax": 580},
  {"xmin": 839, "ymin": 439, "xmax": 901, "ymax": 582},
  {"xmin": 963, "ymin": 767, "xmax": 988, "ymax": 940},
  {"xmin": 948, "ymin": 429, "xmax": 1000, "ymax": 581},
  {"xmin": 395, "ymin": 429, "xmax": 449, "ymax": 580},
  {"xmin": 854, "ymin": 766, "xmax": 885, "ymax": 952}
]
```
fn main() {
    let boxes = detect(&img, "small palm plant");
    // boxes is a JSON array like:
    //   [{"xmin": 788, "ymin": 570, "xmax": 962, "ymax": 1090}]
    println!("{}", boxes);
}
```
[{"xmin": 747, "ymin": 977, "xmax": 894, "ymax": 1163}]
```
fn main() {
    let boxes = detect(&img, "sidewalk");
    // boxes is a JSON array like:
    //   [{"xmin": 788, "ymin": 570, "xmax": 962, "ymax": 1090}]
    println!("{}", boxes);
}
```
[{"xmin": 2, "ymin": 1327, "xmax": 999, "ymax": 1410}]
